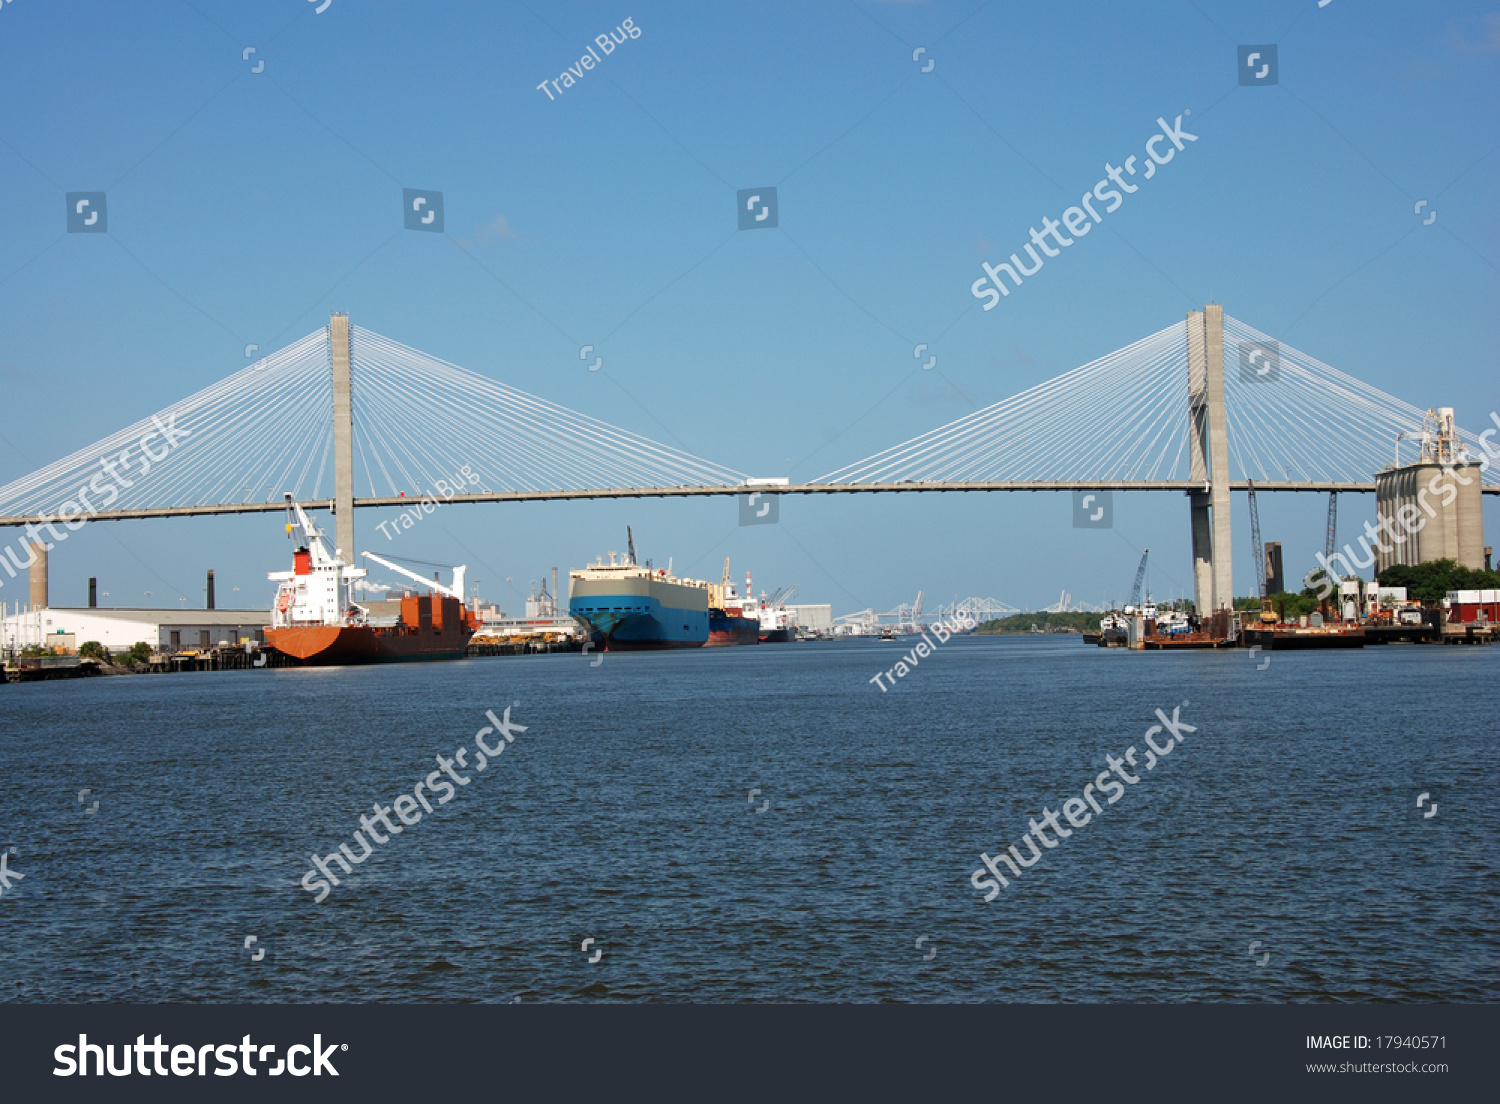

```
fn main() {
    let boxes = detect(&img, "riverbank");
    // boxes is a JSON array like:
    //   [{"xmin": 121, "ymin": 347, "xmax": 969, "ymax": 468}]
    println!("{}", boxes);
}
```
[{"xmin": 976, "ymin": 612, "xmax": 1098, "ymax": 634}]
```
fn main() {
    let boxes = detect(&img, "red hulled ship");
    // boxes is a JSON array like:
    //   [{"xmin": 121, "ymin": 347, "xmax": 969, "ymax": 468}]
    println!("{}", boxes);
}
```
[
  {"xmin": 706, "ymin": 559, "xmax": 761, "ymax": 646},
  {"xmin": 263, "ymin": 498, "xmax": 478, "ymax": 665}
]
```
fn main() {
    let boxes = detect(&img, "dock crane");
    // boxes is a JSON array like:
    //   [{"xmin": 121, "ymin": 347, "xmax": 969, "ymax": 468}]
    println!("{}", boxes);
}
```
[
  {"xmin": 1248, "ymin": 479, "xmax": 1266, "ymax": 599},
  {"xmin": 1124, "ymin": 549, "xmax": 1149, "ymax": 612},
  {"xmin": 360, "ymin": 550, "xmax": 467, "ymax": 603},
  {"xmin": 1324, "ymin": 492, "xmax": 1338, "ymax": 567}
]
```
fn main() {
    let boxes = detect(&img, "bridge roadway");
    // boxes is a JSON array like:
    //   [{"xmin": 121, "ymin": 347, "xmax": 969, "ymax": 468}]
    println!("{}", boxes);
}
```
[{"xmin": 5, "ymin": 479, "xmax": 1494, "ymax": 527}]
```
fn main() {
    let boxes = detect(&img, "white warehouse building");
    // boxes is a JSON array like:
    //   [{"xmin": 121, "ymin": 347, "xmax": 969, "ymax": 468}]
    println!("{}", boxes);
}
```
[
  {"xmin": 1, "ymin": 607, "xmax": 269, "ymax": 654},
  {"xmin": 786, "ymin": 604, "xmax": 832, "ymax": 631}
]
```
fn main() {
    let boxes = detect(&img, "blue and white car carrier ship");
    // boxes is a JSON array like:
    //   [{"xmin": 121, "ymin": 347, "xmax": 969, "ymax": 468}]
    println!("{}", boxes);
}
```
[{"xmin": 568, "ymin": 529, "xmax": 710, "ymax": 649}]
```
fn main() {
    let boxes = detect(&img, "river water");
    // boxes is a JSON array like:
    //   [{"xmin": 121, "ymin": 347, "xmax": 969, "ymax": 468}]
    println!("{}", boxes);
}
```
[{"xmin": 1, "ymin": 635, "xmax": 1495, "ymax": 1003}]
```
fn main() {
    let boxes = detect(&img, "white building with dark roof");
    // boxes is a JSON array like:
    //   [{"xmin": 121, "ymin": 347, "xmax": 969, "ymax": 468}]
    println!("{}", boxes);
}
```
[{"xmin": 1, "ymin": 606, "xmax": 268, "ymax": 654}]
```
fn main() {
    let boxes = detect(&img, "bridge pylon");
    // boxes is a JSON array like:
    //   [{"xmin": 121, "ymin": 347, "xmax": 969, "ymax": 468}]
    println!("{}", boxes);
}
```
[
  {"xmin": 330, "ymin": 313, "xmax": 355, "ymax": 562},
  {"xmin": 1187, "ymin": 304, "xmax": 1233, "ymax": 613}
]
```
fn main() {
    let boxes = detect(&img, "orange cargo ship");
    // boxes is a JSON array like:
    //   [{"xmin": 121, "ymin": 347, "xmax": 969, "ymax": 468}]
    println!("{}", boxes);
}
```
[
  {"xmin": 266, "ymin": 593, "xmax": 479, "ymax": 664},
  {"xmin": 264, "ymin": 498, "xmax": 478, "ymax": 665}
]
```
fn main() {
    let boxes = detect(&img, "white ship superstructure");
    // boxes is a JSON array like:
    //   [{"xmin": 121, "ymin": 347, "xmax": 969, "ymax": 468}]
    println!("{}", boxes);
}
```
[{"xmin": 267, "ymin": 497, "xmax": 367, "ymax": 629}]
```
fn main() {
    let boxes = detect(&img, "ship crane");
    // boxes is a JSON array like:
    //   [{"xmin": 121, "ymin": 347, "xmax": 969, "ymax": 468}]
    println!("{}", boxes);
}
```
[
  {"xmin": 765, "ymin": 584, "xmax": 798, "ymax": 610},
  {"xmin": 283, "ymin": 495, "xmax": 355, "ymax": 573},
  {"xmin": 360, "ymin": 550, "xmax": 466, "ymax": 602}
]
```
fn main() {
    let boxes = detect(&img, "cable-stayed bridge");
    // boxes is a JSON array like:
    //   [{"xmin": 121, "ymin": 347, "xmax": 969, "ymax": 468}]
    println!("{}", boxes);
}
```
[{"xmin": 1, "ymin": 306, "xmax": 1494, "ymax": 614}]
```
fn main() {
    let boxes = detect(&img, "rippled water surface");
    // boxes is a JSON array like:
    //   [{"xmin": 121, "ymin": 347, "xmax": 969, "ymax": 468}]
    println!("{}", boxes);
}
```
[{"xmin": 2, "ymin": 636, "xmax": 1496, "ymax": 1003}]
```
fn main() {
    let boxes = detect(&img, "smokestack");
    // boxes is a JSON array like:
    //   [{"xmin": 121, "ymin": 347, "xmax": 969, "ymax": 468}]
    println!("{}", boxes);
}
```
[
  {"xmin": 89, "ymin": 577, "xmax": 97, "ymax": 608},
  {"xmin": 29, "ymin": 542, "xmax": 47, "ymax": 609},
  {"xmin": 206, "ymin": 569, "xmax": 215, "ymax": 610},
  {"xmin": 552, "ymin": 567, "xmax": 559, "ymax": 614}
]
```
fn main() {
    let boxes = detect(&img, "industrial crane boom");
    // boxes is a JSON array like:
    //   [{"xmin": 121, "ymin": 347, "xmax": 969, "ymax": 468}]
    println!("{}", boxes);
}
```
[
  {"xmin": 1325, "ymin": 492, "xmax": 1338, "ymax": 565},
  {"xmin": 1127, "ymin": 549, "xmax": 1149, "ymax": 608},
  {"xmin": 1248, "ymin": 479, "xmax": 1266, "ymax": 599},
  {"xmin": 360, "ymin": 550, "xmax": 466, "ymax": 602}
]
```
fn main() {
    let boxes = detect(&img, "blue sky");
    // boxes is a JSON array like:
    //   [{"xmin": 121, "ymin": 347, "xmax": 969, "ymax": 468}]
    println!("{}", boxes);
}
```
[{"xmin": 1, "ymin": 0, "xmax": 1496, "ymax": 615}]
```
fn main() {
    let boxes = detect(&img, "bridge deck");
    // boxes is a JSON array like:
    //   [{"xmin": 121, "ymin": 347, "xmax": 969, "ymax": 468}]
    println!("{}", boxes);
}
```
[{"xmin": 7, "ymin": 480, "xmax": 1492, "ymax": 527}]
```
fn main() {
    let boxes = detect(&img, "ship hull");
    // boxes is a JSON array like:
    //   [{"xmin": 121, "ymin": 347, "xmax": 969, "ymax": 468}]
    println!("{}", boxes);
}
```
[
  {"xmin": 569, "ymin": 557, "xmax": 711, "ymax": 650},
  {"xmin": 569, "ymin": 593, "xmax": 708, "ymax": 649},
  {"xmin": 758, "ymin": 628, "xmax": 793, "ymax": 643},
  {"xmin": 264, "ymin": 624, "xmax": 473, "ymax": 664},
  {"xmin": 1241, "ymin": 626, "xmax": 1365, "ymax": 650},
  {"xmin": 707, "ymin": 610, "xmax": 761, "ymax": 646},
  {"xmin": 266, "ymin": 594, "xmax": 477, "ymax": 665}
]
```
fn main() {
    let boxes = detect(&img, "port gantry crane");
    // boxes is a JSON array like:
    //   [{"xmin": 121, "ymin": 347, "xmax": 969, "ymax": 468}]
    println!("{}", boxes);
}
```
[
  {"xmin": 878, "ymin": 591, "xmax": 925, "ymax": 632},
  {"xmin": 903, "ymin": 590, "xmax": 924, "ymax": 632}
]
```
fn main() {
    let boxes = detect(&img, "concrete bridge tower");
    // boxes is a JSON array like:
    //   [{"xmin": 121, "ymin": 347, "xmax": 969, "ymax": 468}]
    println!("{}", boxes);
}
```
[
  {"xmin": 330, "ymin": 313, "xmax": 355, "ymax": 563},
  {"xmin": 1187, "ymin": 304, "xmax": 1234, "ymax": 613}
]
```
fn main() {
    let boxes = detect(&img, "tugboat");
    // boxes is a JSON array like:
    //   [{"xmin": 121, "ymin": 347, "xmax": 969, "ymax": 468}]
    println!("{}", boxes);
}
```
[
  {"xmin": 1086, "ymin": 611, "xmax": 1130, "ymax": 646},
  {"xmin": 263, "ymin": 496, "xmax": 478, "ymax": 664}
]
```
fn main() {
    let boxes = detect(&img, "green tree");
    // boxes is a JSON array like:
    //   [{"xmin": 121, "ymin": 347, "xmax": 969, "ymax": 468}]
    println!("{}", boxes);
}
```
[
  {"xmin": 116, "ymin": 641, "xmax": 154, "ymax": 666},
  {"xmin": 976, "ymin": 612, "xmax": 1102, "ymax": 633},
  {"xmin": 1378, "ymin": 559, "xmax": 1500, "ymax": 602},
  {"xmin": 79, "ymin": 641, "xmax": 110, "ymax": 662},
  {"xmin": 1235, "ymin": 590, "xmax": 1322, "ymax": 618}
]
